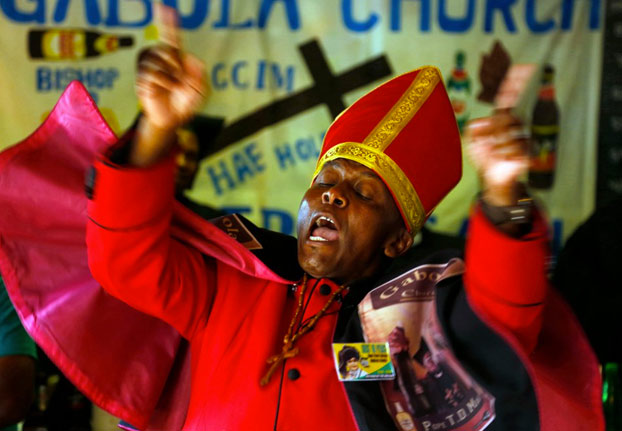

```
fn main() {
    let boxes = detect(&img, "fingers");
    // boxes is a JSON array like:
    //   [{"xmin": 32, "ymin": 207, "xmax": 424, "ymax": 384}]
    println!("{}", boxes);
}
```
[
  {"xmin": 154, "ymin": 3, "xmax": 184, "ymax": 72},
  {"xmin": 466, "ymin": 112, "xmax": 528, "ymax": 153},
  {"xmin": 138, "ymin": 46, "xmax": 182, "ymax": 73},
  {"xmin": 155, "ymin": 3, "xmax": 181, "ymax": 49},
  {"xmin": 465, "ymin": 112, "xmax": 529, "ymax": 189},
  {"xmin": 137, "ymin": 46, "xmax": 183, "ymax": 86},
  {"xmin": 182, "ymin": 53, "xmax": 208, "ymax": 98}
]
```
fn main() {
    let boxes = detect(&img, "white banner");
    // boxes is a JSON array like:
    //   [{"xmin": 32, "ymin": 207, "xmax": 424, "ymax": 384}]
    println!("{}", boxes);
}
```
[{"xmin": 0, "ymin": 0, "xmax": 604, "ymax": 252}]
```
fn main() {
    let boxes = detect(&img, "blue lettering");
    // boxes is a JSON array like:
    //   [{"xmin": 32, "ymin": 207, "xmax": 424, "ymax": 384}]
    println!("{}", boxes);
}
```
[
  {"xmin": 0, "ymin": 0, "xmax": 44, "ymax": 23},
  {"xmin": 105, "ymin": 0, "xmax": 150, "ymax": 27},
  {"xmin": 274, "ymin": 144, "xmax": 296, "ymax": 169},
  {"xmin": 213, "ymin": 61, "xmax": 293, "ymax": 91},
  {"xmin": 484, "ymin": 0, "xmax": 517, "ymax": 33},
  {"xmin": 342, "ymin": 0, "xmax": 378, "ymax": 32},
  {"xmin": 61, "ymin": 68, "xmax": 77, "ymax": 87},
  {"xmin": 207, "ymin": 160, "xmax": 236, "ymax": 195},
  {"xmin": 270, "ymin": 63, "xmax": 294, "ymax": 92},
  {"xmin": 295, "ymin": 137, "xmax": 316, "ymax": 161},
  {"xmin": 560, "ymin": 0, "xmax": 574, "ymax": 30},
  {"xmin": 36, "ymin": 67, "xmax": 51, "ymax": 91},
  {"xmin": 438, "ymin": 0, "xmax": 475, "ymax": 32},
  {"xmin": 245, "ymin": 142, "xmax": 265, "ymax": 173},
  {"xmin": 162, "ymin": 0, "xmax": 208, "ymax": 30},
  {"xmin": 561, "ymin": 0, "xmax": 601, "ymax": 31},
  {"xmin": 258, "ymin": 0, "xmax": 300, "ymax": 30},
  {"xmin": 53, "ymin": 0, "xmax": 100, "ymax": 24},
  {"xmin": 212, "ymin": 63, "xmax": 227, "ymax": 89},
  {"xmin": 589, "ymin": 0, "xmax": 601, "ymax": 30},
  {"xmin": 525, "ymin": 0, "xmax": 554, "ymax": 33},
  {"xmin": 232, "ymin": 61, "xmax": 249, "ymax": 89},
  {"xmin": 256, "ymin": 60, "xmax": 266, "ymax": 90},
  {"xmin": 232, "ymin": 152, "xmax": 254, "ymax": 182},
  {"xmin": 262, "ymin": 208, "xmax": 295, "ymax": 234},
  {"xmin": 391, "ymin": 0, "xmax": 430, "ymax": 32},
  {"xmin": 35, "ymin": 67, "xmax": 119, "ymax": 92},
  {"xmin": 213, "ymin": 0, "xmax": 253, "ymax": 28},
  {"xmin": 0, "ymin": 0, "xmax": 600, "ymax": 32}
]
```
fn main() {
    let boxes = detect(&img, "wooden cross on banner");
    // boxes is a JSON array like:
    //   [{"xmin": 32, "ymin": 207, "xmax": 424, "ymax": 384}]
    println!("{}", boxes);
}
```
[{"xmin": 211, "ymin": 39, "xmax": 392, "ymax": 152}]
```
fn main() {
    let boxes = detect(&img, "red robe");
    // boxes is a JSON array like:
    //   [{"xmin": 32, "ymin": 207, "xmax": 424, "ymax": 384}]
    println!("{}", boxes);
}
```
[{"xmin": 0, "ymin": 82, "xmax": 604, "ymax": 430}]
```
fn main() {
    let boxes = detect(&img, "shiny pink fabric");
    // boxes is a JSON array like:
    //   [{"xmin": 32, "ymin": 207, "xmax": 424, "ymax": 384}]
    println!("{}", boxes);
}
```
[
  {"xmin": 0, "ymin": 82, "xmax": 177, "ymax": 429},
  {"xmin": 0, "ymin": 81, "xmax": 292, "ymax": 430}
]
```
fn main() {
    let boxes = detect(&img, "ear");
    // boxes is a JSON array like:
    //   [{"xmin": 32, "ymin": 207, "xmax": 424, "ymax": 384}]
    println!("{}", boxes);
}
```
[{"xmin": 383, "ymin": 227, "xmax": 413, "ymax": 258}]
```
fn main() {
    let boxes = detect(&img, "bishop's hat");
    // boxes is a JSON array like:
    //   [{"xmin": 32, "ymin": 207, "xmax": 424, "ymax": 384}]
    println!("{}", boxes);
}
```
[{"xmin": 313, "ymin": 66, "xmax": 462, "ymax": 234}]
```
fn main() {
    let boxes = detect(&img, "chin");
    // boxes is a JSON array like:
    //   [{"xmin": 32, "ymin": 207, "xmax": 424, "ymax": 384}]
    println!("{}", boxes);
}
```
[{"xmin": 298, "ymin": 254, "xmax": 335, "ymax": 280}]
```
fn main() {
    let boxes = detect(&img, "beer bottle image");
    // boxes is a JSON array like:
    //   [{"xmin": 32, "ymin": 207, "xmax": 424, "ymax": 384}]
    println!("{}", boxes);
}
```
[
  {"xmin": 447, "ymin": 51, "xmax": 471, "ymax": 132},
  {"xmin": 28, "ymin": 29, "xmax": 133, "ymax": 60},
  {"xmin": 394, "ymin": 401, "xmax": 417, "ymax": 431},
  {"xmin": 529, "ymin": 64, "xmax": 560, "ymax": 189}
]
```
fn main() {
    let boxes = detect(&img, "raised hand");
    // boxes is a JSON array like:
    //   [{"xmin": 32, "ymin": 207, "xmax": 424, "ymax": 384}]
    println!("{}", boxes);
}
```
[
  {"xmin": 131, "ymin": 4, "xmax": 207, "ymax": 166},
  {"xmin": 464, "ymin": 110, "xmax": 529, "ymax": 206}
]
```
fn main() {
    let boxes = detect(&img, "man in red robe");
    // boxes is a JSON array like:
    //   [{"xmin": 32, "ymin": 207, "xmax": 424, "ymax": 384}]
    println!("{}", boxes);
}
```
[
  {"xmin": 74, "ymin": 9, "xmax": 603, "ymax": 429},
  {"xmin": 0, "ymin": 9, "xmax": 604, "ymax": 431}
]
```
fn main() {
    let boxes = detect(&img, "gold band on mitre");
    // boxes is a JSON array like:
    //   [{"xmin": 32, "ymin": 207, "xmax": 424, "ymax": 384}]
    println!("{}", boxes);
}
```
[{"xmin": 313, "ymin": 66, "xmax": 442, "ymax": 234}]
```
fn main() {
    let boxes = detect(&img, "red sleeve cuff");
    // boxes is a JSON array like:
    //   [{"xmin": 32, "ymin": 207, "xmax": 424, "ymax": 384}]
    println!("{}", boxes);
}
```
[
  {"xmin": 87, "ymin": 154, "xmax": 176, "ymax": 230},
  {"xmin": 464, "ymin": 205, "xmax": 551, "ymax": 353},
  {"xmin": 465, "ymin": 204, "xmax": 550, "ymax": 306}
]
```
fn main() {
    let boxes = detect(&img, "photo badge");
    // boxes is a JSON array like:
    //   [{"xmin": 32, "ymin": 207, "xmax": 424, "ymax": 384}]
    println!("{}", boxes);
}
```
[{"xmin": 332, "ymin": 342, "xmax": 395, "ymax": 381}]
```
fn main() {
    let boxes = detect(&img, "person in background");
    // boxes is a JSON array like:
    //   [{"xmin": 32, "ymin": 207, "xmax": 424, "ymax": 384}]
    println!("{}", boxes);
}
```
[
  {"xmin": 173, "ymin": 115, "xmax": 225, "ymax": 220},
  {"xmin": 0, "ymin": 277, "xmax": 36, "ymax": 431}
]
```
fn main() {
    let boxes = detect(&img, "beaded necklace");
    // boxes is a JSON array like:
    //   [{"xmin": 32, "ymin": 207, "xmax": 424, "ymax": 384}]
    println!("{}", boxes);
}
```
[{"xmin": 260, "ymin": 273, "xmax": 347, "ymax": 386}]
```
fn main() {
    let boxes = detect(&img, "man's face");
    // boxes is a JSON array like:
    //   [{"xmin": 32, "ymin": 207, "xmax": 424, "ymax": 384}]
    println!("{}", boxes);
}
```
[{"xmin": 297, "ymin": 159, "xmax": 410, "ymax": 284}]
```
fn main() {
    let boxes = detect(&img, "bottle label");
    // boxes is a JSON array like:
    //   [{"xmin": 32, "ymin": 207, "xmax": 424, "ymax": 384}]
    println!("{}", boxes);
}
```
[
  {"xmin": 358, "ymin": 259, "xmax": 496, "ymax": 431},
  {"xmin": 94, "ymin": 35, "xmax": 118, "ymax": 54},
  {"xmin": 396, "ymin": 411, "xmax": 417, "ymax": 430},
  {"xmin": 42, "ymin": 30, "xmax": 86, "ymax": 60},
  {"xmin": 530, "ymin": 126, "xmax": 558, "ymax": 173}
]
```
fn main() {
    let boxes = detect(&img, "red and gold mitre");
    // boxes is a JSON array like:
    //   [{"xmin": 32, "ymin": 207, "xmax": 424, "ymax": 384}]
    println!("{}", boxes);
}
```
[{"xmin": 312, "ymin": 66, "xmax": 462, "ymax": 234}]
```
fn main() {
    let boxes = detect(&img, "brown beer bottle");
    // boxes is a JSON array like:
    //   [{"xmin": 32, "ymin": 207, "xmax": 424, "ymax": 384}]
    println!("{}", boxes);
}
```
[
  {"xmin": 529, "ymin": 65, "xmax": 560, "ymax": 189},
  {"xmin": 28, "ymin": 29, "xmax": 133, "ymax": 60}
]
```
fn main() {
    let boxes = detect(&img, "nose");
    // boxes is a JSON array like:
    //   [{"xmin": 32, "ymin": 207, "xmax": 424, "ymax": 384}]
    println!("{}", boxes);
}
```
[{"xmin": 322, "ymin": 188, "xmax": 348, "ymax": 208}]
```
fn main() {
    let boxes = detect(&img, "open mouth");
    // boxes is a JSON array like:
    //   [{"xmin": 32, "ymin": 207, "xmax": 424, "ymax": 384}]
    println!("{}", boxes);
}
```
[{"xmin": 309, "ymin": 215, "xmax": 339, "ymax": 242}]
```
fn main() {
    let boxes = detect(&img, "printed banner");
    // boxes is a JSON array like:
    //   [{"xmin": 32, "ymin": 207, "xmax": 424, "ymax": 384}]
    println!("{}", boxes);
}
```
[
  {"xmin": 0, "ymin": 0, "xmax": 604, "ymax": 248},
  {"xmin": 358, "ymin": 259, "xmax": 495, "ymax": 431}
]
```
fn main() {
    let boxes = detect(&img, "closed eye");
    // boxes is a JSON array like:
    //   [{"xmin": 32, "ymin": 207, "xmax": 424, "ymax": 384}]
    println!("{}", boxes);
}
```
[{"xmin": 355, "ymin": 190, "xmax": 373, "ymax": 201}]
